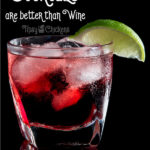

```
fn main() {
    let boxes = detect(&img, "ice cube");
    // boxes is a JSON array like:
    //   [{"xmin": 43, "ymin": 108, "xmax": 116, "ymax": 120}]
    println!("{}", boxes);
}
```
[
  {"xmin": 64, "ymin": 46, "xmax": 104, "ymax": 58},
  {"xmin": 85, "ymin": 44, "xmax": 104, "ymax": 57},
  {"xmin": 31, "ymin": 42, "xmax": 61, "ymax": 49},
  {"xmin": 66, "ymin": 58, "xmax": 103, "ymax": 87},
  {"xmin": 83, "ymin": 47, "xmax": 101, "ymax": 57},
  {"xmin": 51, "ymin": 88, "xmax": 82, "ymax": 111},
  {"xmin": 41, "ymin": 42, "xmax": 61, "ymax": 48},
  {"xmin": 77, "ymin": 44, "xmax": 104, "ymax": 57},
  {"xmin": 30, "ymin": 42, "xmax": 63, "ymax": 57},
  {"xmin": 12, "ymin": 54, "xmax": 66, "ymax": 93},
  {"xmin": 29, "ymin": 49, "xmax": 63, "ymax": 57}
]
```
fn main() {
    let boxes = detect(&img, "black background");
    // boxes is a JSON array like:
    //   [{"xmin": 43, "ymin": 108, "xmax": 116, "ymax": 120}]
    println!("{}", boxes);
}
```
[{"xmin": 1, "ymin": 0, "xmax": 150, "ymax": 150}]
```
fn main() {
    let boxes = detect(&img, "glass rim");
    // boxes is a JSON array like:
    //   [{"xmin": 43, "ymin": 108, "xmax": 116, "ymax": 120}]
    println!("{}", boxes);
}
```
[{"xmin": 7, "ymin": 35, "xmax": 113, "ymax": 58}]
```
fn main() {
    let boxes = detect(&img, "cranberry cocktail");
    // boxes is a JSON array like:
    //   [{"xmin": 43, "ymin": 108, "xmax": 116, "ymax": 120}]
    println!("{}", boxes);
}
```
[{"xmin": 7, "ymin": 36, "xmax": 113, "ymax": 148}]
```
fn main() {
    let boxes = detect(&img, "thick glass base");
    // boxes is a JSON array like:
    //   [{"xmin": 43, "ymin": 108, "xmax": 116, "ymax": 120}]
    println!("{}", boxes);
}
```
[{"xmin": 20, "ymin": 119, "xmax": 103, "ymax": 149}]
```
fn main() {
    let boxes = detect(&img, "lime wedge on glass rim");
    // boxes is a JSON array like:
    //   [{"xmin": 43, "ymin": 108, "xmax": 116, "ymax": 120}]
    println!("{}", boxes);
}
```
[{"xmin": 70, "ymin": 19, "xmax": 145, "ymax": 62}]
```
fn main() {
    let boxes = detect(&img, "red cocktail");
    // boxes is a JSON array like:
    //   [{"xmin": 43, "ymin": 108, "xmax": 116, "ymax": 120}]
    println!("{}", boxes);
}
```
[{"xmin": 7, "ymin": 36, "xmax": 113, "ymax": 148}]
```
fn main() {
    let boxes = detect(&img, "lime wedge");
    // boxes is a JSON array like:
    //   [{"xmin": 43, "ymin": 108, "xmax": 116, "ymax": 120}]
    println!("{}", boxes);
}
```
[{"xmin": 70, "ymin": 19, "xmax": 145, "ymax": 62}]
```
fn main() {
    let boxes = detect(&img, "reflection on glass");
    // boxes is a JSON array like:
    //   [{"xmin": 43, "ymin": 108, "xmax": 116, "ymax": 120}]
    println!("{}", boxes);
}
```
[{"xmin": 20, "ymin": 140, "xmax": 98, "ymax": 150}]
